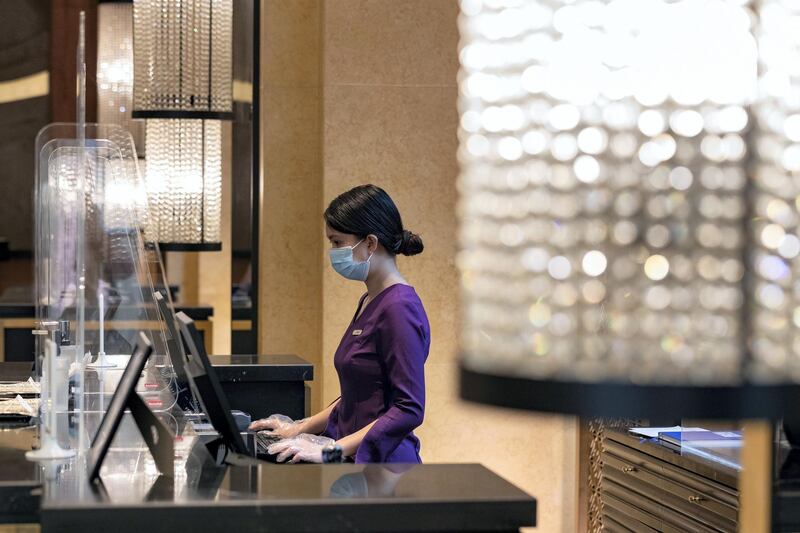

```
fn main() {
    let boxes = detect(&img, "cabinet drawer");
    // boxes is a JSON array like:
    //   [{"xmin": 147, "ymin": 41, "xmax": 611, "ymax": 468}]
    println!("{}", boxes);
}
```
[
  {"xmin": 605, "ymin": 439, "xmax": 738, "ymax": 506},
  {"xmin": 604, "ymin": 464, "xmax": 736, "ymax": 532},
  {"xmin": 603, "ymin": 452, "xmax": 737, "ymax": 524},
  {"xmin": 604, "ymin": 478, "xmax": 721, "ymax": 533},
  {"xmin": 603, "ymin": 492, "xmax": 660, "ymax": 532}
]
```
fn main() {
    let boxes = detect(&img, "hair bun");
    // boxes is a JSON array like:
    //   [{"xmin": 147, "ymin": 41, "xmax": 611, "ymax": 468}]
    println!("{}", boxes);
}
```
[{"xmin": 397, "ymin": 230, "xmax": 424, "ymax": 256}]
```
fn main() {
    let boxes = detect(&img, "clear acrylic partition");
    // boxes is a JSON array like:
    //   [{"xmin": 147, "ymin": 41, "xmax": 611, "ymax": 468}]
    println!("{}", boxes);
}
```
[{"xmin": 34, "ymin": 122, "xmax": 179, "ymax": 455}]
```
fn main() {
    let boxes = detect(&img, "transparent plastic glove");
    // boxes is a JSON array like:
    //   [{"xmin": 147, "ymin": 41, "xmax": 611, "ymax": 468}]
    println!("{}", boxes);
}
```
[
  {"xmin": 267, "ymin": 433, "xmax": 335, "ymax": 464},
  {"xmin": 248, "ymin": 413, "xmax": 305, "ymax": 439}
]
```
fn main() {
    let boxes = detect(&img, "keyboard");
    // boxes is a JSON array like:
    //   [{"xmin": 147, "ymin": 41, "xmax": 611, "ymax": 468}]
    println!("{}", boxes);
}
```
[{"xmin": 254, "ymin": 431, "xmax": 282, "ymax": 455}]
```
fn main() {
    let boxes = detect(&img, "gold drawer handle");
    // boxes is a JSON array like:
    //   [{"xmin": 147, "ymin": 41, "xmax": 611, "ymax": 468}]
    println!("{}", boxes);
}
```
[
  {"xmin": 622, "ymin": 466, "xmax": 637, "ymax": 473},
  {"xmin": 688, "ymin": 495, "xmax": 705, "ymax": 503}
]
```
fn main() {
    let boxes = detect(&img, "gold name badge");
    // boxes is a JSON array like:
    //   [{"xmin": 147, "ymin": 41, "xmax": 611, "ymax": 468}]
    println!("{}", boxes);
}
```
[{"xmin": 352, "ymin": 329, "xmax": 363, "ymax": 336}]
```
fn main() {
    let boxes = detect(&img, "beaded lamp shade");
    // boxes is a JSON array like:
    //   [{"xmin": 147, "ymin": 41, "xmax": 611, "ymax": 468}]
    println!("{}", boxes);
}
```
[
  {"xmin": 132, "ymin": 0, "xmax": 232, "ymax": 251},
  {"xmin": 132, "ymin": 0, "xmax": 233, "ymax": 120},
  {"xmin": 97, "ymin": 1, "xmax": 144, "ymax": 154},
  {"xmin": 457, "ymin": 0, "xmax": 800, "ymax": 417}
]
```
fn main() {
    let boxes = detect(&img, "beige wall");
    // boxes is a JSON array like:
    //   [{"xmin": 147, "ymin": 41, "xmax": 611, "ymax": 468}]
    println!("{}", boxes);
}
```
[
  {"xmin": 260, "ymin": 2, "xmax": 578, "ymax": 531},
  {"xmin": 258, "ymin": 0, "xmax": 325, "ymax": 411}
]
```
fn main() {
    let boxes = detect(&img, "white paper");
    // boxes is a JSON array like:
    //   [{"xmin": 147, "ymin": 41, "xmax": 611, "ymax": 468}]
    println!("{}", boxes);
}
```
[
  {"xmin": 15, "ymin": 394, "xmax": 34, "ymax": 414},
  {"xmin": 627, "ymin": 426, "xmax": 707, "ymax": 438}
]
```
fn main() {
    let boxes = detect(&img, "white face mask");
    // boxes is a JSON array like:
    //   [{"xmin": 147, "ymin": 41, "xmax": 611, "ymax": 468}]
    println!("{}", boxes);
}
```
[{"xmin": 328, "ymin": 239, "xmax": 373, "ymax": 281}]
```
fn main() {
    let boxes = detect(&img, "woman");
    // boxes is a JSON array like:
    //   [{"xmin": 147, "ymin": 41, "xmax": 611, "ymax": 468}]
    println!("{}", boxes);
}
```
[{"xmin": 250, "ymin": 184, "xmax": 430, "ymax": 463}]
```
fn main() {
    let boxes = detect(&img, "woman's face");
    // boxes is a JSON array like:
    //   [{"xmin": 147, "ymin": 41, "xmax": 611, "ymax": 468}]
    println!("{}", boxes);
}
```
[{"xmin": 326, "ymin": 225, "xmax": 371, "ymax": 262}]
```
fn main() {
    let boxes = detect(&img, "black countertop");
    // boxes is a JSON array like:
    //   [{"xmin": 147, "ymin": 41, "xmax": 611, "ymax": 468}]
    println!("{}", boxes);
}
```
[
  {"xmin": 3, "ymin": 421, "xmax": 538, "ymax": 532},
  {"xmin": 0, "ymin": 304, "xmax": 213, "ymax": 321},
  {"xmin": 40, "ymin": 445, "xmax": 536, "ymax": 533},
  {"xmin": 0, "ymin": 425, "xmax": 39, "ymax": 523},
  {"xmin": 209, "ymin": 354, "xmax": 313, "ymax": 382}
]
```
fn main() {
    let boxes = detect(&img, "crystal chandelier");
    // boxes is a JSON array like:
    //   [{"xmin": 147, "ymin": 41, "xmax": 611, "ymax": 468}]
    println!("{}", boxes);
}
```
[
  {"xmin": 458, "ymin": 0, "xmax": 800, "ymax": 417},
  {"xmin": 144, "ymin": 119, "xmax": 222, "ymax": 245},
  {"xmin": 97, "ymin": 0, "xmax": 144, "ymax": 153},
  {"xmin": 133, "ymin": 0, "xmax": 233, "ymax": 251}
]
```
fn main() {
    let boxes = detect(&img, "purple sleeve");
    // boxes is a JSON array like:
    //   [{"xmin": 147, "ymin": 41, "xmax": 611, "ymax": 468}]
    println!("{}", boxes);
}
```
[{"xmin": 355, "ymin": 300, "xmax": 427, "ymax": 463}]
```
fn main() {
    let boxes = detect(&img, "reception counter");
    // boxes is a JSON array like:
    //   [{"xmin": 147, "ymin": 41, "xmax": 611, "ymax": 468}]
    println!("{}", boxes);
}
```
[
  {"xmin": 0, "ymin": 425, "xmax": 38, "ymax": 524},
  {"xmin": 0, "ymin": 424, "xmax": 536, "ymax": 532},
  {"xmin": 0, "ymin": 362, "xmax": 537, "ymax": 532},
  {"xmin": 210, "ymin": 354, "xmax": 313, "ymax": 420},
  {"xmin": 39, "ymin": 451, "xmax": 535, "ymax": 532}
]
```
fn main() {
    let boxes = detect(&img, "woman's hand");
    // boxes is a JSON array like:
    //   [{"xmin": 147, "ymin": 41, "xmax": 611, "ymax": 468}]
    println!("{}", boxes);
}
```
[
  {"xmin": 267, "ymin": 434, "xmax": 335, "ymax": 464},
  {"xmin": 248, "ymin": 414, "xmax": 306, "ymax": 439}
]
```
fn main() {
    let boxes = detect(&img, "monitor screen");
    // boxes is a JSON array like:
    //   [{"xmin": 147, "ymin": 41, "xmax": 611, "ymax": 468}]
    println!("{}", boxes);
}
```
[
  {"xmin": 155, "ymin": 291, "xmax": 202, "ymax": 412},
  {"xmin": 88, "ymin": 332, "xmax": 153, "ymax": 481},
  {"xmin": 153, "ymin": 291, "xmax": 189, "ymax": 383},
  {"xmin": 175, "ymin": 312, "xmax": 248, "ymax": 455}
]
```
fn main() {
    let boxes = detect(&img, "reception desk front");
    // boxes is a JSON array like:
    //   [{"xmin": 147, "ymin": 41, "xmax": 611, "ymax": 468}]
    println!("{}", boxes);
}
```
[
  {"xmin": 0, "ymin": 426, "xmax": 536, "ymax": 532},
  {"xmin": 0, "ymin": 361, "xmax": 536, "ymax": 532},
  {"xmin": 39, "ymin": 453, "xmax": 535, "ymax": 532}
]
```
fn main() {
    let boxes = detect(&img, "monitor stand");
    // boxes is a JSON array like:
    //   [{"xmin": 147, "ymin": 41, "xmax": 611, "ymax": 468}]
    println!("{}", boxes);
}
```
[
  {"xmin": 89, "ymin": 390, "xmax": 175, "ymax": 481},
  {"xmin": 784, "ymin": 412, "xmax": 800, "ymax": 449},
  {"xmin": 126, "ymin": 392, "xmax": 175, "ymax": 476},
  {"xmin": 202, "ymin": 436, "xmax": 259, "ymax": 467}
]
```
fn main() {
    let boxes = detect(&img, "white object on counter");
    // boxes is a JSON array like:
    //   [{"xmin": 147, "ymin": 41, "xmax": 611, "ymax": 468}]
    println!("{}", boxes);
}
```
[
  {"xmin": 26, "ymin": 339, "xmax": 75, "ymax": 461},
  {"xmin": 88, "ymin": 293, "xmax": 116, "ymax": 368}
]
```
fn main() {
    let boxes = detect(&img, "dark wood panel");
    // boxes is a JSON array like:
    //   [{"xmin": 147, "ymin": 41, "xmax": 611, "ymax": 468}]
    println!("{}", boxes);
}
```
[
  {"xmin": 50, "ymin": 0, "xmax": 97, "ymax": 123},
  {"xmin": 604, "ymin": 466, "xmax": 736, "ymax": 532},
  {"xmin": 604, "ymin": 505, "xmax": 658, "ymax": 532},
  {"xmin": 604, "ymin": 478, "xmax": 720, "ymax": 533},
  {"xmin": 602, "ymin": 515, "xmax": 634, "ymax": 533},
  {"xmin": 602, "ymin": 489, "xmax": 666, "ymax": 531},
  {"xmin": 0, "ymin": 0, "xmax": 49, "ymax": 252},
  {"xmin": 600, "ymin": 429, "xmax": 741, "ymax": 532}
]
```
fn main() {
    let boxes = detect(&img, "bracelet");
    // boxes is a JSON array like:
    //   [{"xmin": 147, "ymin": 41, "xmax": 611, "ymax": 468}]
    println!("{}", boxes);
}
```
[{"xmin": 322, "ymin": 443, "xmax": 343, "ymax": 463}]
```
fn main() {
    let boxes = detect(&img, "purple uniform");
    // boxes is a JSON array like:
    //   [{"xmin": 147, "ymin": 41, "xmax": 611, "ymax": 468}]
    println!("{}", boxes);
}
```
[{"xmin": 322, "ymin": 284, "xmax": 430, "ymax": 463}]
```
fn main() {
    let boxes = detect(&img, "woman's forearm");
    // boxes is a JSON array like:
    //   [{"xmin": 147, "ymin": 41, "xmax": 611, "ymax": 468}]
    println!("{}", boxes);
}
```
[
  {"xmin": 299, "ymin": 398, "xmax": 340, "ymax": 434},
  {"xmin": 336, "ymin": 420, "xmax": 377, "ymax": 458}
]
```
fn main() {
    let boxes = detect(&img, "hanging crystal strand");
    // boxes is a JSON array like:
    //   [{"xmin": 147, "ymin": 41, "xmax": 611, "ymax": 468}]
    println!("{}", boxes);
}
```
[
  {"xmin": 173, "ymin": 120, "xmax": 183, "ymax": 242},
  {"xmin": 172, "ymin": 120, "xmax": 180, "ymax": 242},
  {"xmin": 98, "ymin": 3, "xmax": 144, "ymax": 152},
  {"xmin": 211, "ymin": 0, "xmax": 232, "ymax": 111},
  {"xmin": 190, "ymin": 119, "xmax": 204, "ymax": 243},
  {"xmin": 132, "ymin": 1, "xmax": 145, "ymax": 111},
  {"xmin": 171, "ymin": 0, "xmax": 180, "ymax": 110},
  {"xmin": 185, "ymin": 0, "xmax": 194, "ymax": 110},
  {"xmin": 173, "ymin": 120, "xmax": 184, "ymax": 241},
  {"xmin": 203, "ymin": 120, "xmax": 222, "ymax": 243},
  {"xmin": 153, "ymin": 120, "xmax": 162, "ymax": 242},
  {"xmin": 172, "ymin": 120, "xmax": 186, "ymax": 242},
  {"xmin": 198, "ymin": 1, "xmax": 214, "ymax": 109}
]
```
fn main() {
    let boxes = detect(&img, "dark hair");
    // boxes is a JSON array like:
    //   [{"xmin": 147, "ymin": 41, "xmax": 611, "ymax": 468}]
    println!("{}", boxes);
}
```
[{"xmin": 324, "ymin": 184, "xmax": 424, "ymax": 256}]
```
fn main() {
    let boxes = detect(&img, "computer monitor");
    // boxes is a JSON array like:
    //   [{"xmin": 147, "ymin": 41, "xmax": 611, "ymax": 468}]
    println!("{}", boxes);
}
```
[
  {"xmin": 175, "ymin": 311, "xmax": 249, "ymax": 457},
  {"xmin": 153, "ymin": 291, "xmax": 188, "ymax": 381},
  {"xmin": 154, "ymin": 291, "xmax": 200, "ymax": 411}
]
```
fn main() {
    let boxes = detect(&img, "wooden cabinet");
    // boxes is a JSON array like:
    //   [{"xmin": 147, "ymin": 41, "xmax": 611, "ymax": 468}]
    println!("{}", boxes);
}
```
[{"xmin": 601, "ymin": 430, "xmax": 738, "ymax": 532}]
